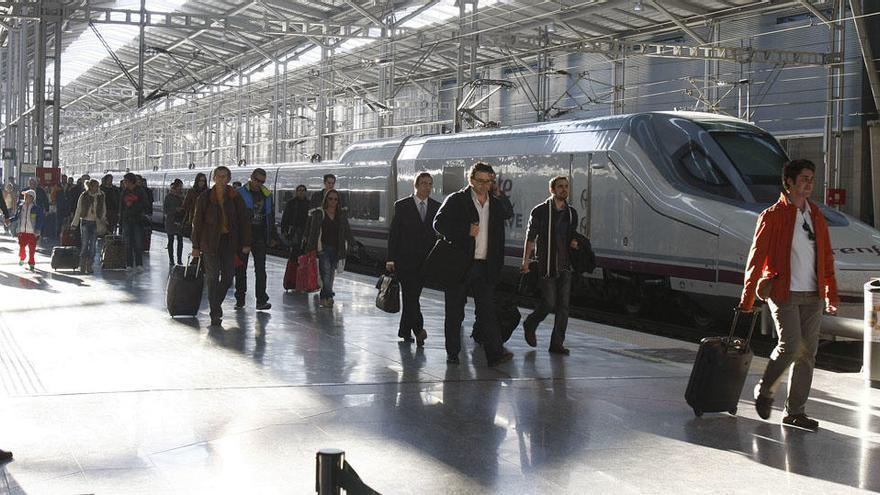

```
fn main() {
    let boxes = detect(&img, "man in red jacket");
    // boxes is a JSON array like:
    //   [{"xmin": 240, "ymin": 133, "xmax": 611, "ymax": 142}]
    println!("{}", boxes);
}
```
[{"xmin": 739, "ymin": 159, "xmax": 839, "ymax": 432}]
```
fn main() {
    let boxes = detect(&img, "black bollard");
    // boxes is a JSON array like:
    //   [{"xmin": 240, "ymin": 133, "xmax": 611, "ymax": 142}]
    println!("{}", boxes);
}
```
[{"xmin": 315, "ymin": 448, "xmax": 345, "ymax": 495}]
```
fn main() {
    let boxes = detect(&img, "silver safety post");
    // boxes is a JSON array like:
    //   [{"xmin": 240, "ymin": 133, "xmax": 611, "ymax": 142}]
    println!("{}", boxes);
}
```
[
  {"xmin": 864, "ymin": 279, "xmax": 880, "ymax": 388},
  {"xmin": 315, "ymin": 448, "xmax": 345, "ymax": 495}
]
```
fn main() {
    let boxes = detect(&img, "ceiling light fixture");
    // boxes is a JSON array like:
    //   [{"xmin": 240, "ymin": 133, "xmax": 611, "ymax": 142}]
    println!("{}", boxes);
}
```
[{"xmin": 633, "ymin": 1, "xmax": 643, "ymax": 12}]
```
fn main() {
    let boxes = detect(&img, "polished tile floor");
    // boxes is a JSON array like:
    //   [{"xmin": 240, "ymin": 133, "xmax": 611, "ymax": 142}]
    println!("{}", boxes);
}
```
[{"xmin": 0, "ymin": 233, "xmax": 878, "ymax": 494}]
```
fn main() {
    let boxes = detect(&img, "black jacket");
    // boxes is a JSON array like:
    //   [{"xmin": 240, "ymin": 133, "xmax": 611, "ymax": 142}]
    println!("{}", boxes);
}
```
[
  {"xmin": 433, "ymin": 187, "xmax": 506, "ymax": 284},
  {"xmin": 118, "ymin": 185, "xmax": 150, "ymax": 224},
  {"xmin": 387, "ymin": 195, "xmax": 441, "ymax": 274},
  {"xmin": 281, "ymin": 197, "xmax": 310, "ymax": 238},
  {"xmin": 526, "ymin": 199, "xmax": 579, "ymax": 278}
]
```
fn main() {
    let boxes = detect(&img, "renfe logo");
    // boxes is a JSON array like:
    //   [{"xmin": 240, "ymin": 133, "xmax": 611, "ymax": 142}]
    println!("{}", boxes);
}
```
[{"xmin": 832, "ymin": 245, "xmax": 880, "ymax": 256}]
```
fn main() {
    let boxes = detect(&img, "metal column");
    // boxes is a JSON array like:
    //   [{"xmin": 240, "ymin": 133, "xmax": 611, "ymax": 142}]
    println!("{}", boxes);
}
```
[
  {"xmin": 824, "ymin": 0, "xmax": 847, "ymax": 203},
  {"xmin": 33, "ymin": 18, "xmax": 46, "ymax": 169},
  {"xmin": 51, "ymin": 19, "xmax": 61, "ymax": 169},
  {"xmin": 315, "ymin": 46, "xmax": 328, "ymax": 159},
  {"xmin": 137, "ymin": 0, "xmax": 146, "ymax": 107}
]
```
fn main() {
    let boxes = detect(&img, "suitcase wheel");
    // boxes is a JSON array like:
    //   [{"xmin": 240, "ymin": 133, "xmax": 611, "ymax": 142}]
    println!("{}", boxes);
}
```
[
  {"xmin": 693, "ymin": 408, "xmax": 703, "ymax": 417},
  {"xmin": 728, "ymin": 407, "xmax": 737, "ymax": 415}
]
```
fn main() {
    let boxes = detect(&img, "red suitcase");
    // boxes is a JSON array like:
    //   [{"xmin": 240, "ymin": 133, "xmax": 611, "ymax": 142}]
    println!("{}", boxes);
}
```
[{"xmin": 295, "ymin": 251, "xmax": 319, "ymax": 293}]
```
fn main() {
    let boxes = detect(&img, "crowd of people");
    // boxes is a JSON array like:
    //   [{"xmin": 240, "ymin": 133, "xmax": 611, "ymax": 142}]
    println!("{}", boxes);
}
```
[{"xmin": 0, "ymin": 158, "xmax": 838, "ymax": 438}]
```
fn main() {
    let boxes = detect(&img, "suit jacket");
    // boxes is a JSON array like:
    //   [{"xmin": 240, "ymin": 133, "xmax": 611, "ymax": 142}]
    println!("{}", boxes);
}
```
[
  {"xmin": 433, "ymin": 186, "xmax": 506, "ymax": 284},
  {"xmin": 388, "ymin": 195, "xmax": 441, "ymax": 274}
]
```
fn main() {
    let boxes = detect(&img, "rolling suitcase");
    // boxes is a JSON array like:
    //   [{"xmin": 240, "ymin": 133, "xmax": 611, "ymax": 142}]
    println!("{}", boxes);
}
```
[
  {"xmin": 51, "ymin": 246, "xmax": 80, "ymax": 271},
  {"xmin": 283, "ymin": 258, "xmax": 297, "ymax": 292},
  {"xmin": 101, "ymin": 234, "xmax": 126, "ymax": 270},
  {"xmin": 166, "ymin": 257, "xmax": 204, "ymax": 317},
  {"xmin": 685, "ymin": 309, "xmax": 759, "ymax": 417}
]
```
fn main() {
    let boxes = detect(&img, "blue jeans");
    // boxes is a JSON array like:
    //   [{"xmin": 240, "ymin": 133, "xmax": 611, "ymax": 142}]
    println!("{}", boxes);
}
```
[
  {"xmin": 318, "ymin": 246, "xmax": 338, "ymax": 299},
  {"xmin": 79, "ymin": 220, "xmax": 98, "ymax": 263}
]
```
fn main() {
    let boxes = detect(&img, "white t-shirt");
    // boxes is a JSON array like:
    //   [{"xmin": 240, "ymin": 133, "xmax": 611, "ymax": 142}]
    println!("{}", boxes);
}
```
[
  {"xmin": 790, "ymin": 203, "xmax": 818, "ymax": 292},
  {"xmin": 470, "ymin": 188, "xmax": 490, "ymax": 260}
]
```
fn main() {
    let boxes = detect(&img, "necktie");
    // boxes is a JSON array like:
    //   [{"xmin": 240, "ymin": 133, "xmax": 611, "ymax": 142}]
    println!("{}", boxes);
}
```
[{"xmin": 418, "ymin": 200, "xmax": 426, "ymax": 222}]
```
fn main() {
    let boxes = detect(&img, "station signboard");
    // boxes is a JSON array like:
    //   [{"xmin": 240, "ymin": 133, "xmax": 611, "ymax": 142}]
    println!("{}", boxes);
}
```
[{"xmin": 35, "ymin": 167, "xmax": 60, "ymax": 186}]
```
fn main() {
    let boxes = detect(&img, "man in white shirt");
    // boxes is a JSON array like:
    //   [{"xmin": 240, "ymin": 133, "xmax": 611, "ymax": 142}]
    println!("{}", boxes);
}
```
[
  {"xmin": 739, "ymin": 159, "xmax": 839, "ymax": 431},
  {"xmin": 434, "ymin": 162, "xmax": 513, "ymax": 367}
]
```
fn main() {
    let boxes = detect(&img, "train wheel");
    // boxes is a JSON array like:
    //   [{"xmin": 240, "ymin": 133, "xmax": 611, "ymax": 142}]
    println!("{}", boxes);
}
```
[{"xmin": 688, "ymin": 304, "xmax": 715, "ymax": 330}]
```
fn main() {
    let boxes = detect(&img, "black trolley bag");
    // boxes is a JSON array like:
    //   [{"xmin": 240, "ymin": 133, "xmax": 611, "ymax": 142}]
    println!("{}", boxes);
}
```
[
  {"xmin": 166, "ymin": 257, "xmax": 204, "ymax": 317},
  {"xmin": 685, "ymin": 308, "xmax": 759, "ymax": 417},
  {"xmin": 51, "ymin": 246, "xmax": 80, "ymax": 271}
]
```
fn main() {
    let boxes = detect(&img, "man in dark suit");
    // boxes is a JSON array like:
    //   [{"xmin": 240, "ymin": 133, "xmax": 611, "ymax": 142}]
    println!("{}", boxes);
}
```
[
  {"xmin": 434, "ymin": 162, "xmax": 513, "ymax": 367},
  {"xmin": 387, "ymin": 172, "xmax": 441, "ymax": 346}
]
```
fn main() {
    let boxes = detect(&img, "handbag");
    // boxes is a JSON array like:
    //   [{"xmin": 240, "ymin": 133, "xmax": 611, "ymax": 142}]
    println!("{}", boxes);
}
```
[
  {"xmin": 422, "ymin": 239, "xmax": 470, "ymax": 288},
  {"xmin": 375, "ymin": 273, "xmax": 401, "ymax": 313}
]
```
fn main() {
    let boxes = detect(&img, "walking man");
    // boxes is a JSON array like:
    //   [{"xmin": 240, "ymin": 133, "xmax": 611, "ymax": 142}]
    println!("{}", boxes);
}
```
[
  {"xmin": 310, "ymin": 173, "xmax": 337, "ymax": 208},
  {"xmin": 740, "ymin": 159, "xmax": 839, "ymax": 431},
  {"xmin": 191, "ymin": 166, "xmax": 252, "ymax": 327},
  {"xmin": 118, "ymin": 173, "xmax": 149, "ymax": 272},
  {"xmin": 234, "ymin": 168, "xmax": 278, "ymax": 311},
  {"xmin": 521, "ymin": 176, "xmax": 579, "ymax": 355},
  {"xmin": 386, "ymin": 172, "xmax": 440, "ymax": 346},
  {"xmin": 434, "ymin": 162, "xmax": 513, "ymax": 367}
]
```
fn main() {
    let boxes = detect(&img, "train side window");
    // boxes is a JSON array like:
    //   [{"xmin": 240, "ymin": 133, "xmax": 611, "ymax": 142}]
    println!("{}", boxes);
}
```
[
  {"xmin": 442, "ymin": 166, "xmax": 466, "ymax": 195},
  {"xmin": 345, "ymin": 190, "xmax": 381, "ymax": 221},
  {"xmin": 675, "ymin": 144, "xmax": 738, "ymax": 199}
]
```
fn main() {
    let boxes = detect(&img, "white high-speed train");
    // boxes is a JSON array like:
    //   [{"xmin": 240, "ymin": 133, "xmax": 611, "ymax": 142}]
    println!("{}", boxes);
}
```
[{"xmin": 131, "ymin": 111, "xmax": 880, "ymax": 331}]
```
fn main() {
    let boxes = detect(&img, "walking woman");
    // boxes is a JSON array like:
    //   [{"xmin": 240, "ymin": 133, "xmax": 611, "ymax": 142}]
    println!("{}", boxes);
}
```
[
  {"xmin": 2, "ymin": 183, "xmax": 15, "ymax": 235},
  {"xmin": 304, "ymin": 189, "xmax": 354, "ymax": 308},
  {"xmin": 180, "ymin": 173, "xmax": 208, "ymax": 238},
  {"xmin": 164, "ymin": 179, "xmax": 185, "ymax": 265},
  {"xmin": 70, "ymin": 179, "xmax": 107, "ymax": 274}
]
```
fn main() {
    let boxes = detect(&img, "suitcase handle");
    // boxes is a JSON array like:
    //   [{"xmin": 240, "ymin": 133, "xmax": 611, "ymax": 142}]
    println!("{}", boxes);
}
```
[
  {"xmin": 183, "ymin": 255, "xmax": 201, "ymax": 279},
  {"xmin": 727, "ymin": 307, "xmax": 761, "ymax": 349}
]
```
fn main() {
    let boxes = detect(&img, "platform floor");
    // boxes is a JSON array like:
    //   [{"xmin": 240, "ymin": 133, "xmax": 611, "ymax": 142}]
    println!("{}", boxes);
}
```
[{"xmin": 0, "ymin": 232, "xmax": 878, "ymax": 494}]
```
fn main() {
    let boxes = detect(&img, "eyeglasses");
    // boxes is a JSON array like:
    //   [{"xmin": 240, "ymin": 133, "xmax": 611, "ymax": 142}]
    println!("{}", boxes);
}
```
[
  {"xmin": 472, "ymin": 178, "xmax": 493, "ymax": 184},
  {"xmin": 802, "ymin": 220, "xmax": 816, "ymax": 241}
]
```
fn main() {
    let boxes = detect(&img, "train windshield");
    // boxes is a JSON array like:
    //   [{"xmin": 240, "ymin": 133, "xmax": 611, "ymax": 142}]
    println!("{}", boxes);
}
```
[{"xmin": 711, "ymin": 131, "xmax": 787, "ymax": 203}]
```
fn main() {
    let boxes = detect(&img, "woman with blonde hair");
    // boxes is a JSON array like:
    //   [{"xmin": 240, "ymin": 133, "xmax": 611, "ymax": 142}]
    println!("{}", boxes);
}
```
[{"xmin": 70, "ymin": 179, "xmax": 107, "ymax": 274}]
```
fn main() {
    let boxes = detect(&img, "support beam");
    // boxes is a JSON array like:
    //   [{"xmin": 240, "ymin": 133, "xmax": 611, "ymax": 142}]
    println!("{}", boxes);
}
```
[
  {"xmin": 849, "ymin": 0, "xmax": 880, "ymax": 115},
  {"xmin": 343, "ymin": 0, "xmax": 384, "ymax": 28},
  {"xmin": 646, "ymin": 0, "xmax": 706, "ymax": 44}
]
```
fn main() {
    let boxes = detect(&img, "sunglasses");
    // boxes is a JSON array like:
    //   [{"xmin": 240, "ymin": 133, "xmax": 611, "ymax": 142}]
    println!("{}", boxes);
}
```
[
  {"xmin": 802, "ymin": 220, "xmax": 816, "ymax": 241},
  {"xmin": 253, "ymin": 177, "xmax": 266, "ymax": 184}
]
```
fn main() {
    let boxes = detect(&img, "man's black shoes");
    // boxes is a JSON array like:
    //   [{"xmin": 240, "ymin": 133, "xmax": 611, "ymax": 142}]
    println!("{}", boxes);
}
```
[{"xmin": 783, "ymin": 414, "xmax": 819, "ymax": 432}]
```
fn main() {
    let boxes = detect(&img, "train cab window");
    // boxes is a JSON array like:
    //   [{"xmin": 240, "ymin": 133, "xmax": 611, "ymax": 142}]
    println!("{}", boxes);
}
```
[
  {"xmin": 344, "ymin": 190, "xmax": 381, "ymax": 221},
  {"xmin": 442, "ymin": 166, "xmax": 466, "ymax": 195},
  {"xmin": 674, "ymin": 144, "xmax": 738, "ymax": 199},
  {"xmin": 712, "ymin": 132, "xmax": 787, "ymax": 204}
]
